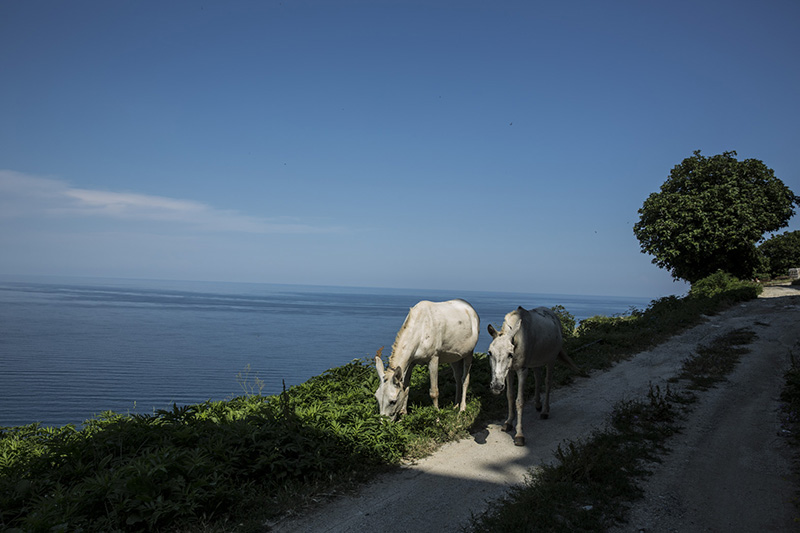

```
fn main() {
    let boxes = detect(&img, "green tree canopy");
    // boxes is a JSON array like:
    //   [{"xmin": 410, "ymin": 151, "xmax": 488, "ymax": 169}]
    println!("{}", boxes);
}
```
[
  {"xmin": 759, "ymin": 230, "xmax": 800, "ymax": 277},
  {"xmin": 633, "ymin": 151, "xmax": 798, "ymax": 283}
]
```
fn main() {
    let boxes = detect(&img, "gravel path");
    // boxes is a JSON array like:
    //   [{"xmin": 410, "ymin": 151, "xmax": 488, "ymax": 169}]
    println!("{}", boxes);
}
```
[
  {"xmin": 610, "ymin": 285, "xmax": 800, "ymax": 532},
  {"xmin": 270, "ymin": 286, "xmax": 800, "ymax": 532}
]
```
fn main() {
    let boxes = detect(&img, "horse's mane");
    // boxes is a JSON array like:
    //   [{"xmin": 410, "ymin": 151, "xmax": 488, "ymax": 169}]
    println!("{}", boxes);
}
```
[
  {"xmin": 388, "ymin": 312, "xmax": 413, "ymax": 368},
  {"xmin": 502, "ymin": 307, "xmax": 526, "ymax": 334}
]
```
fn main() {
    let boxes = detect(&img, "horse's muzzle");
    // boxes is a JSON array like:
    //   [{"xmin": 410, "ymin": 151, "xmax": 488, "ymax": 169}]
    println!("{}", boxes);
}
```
[{"xmin": 490, "ymin": 383, "xmax": 504, "ymax": 395}]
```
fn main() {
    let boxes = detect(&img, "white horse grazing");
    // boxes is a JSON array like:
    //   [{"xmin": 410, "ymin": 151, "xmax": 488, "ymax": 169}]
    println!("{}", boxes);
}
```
[
  {"xmin": 487, "ymin": 306, "xmax": 581, "ymax": 446},
  {"xmin": 374, "ymin": 299, "xmax": 480, "ymax": 420}
]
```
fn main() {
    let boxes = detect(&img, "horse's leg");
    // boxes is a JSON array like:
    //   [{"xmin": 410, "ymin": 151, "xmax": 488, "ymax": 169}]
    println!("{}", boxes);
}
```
[
  {"xmin": 401, "ymin": 363, "xmax": 414, "ymax": 415},
  {"xmin": 451, "ymin": 359, "xmax": 463, "ymax": 409},
  {"xmin": 502, "ymin": 372, "xmax": 515, "ymax": 432},
  {"xmin": 458, "ymin": 352, "xmax": 472, "ymax": 412},
  {"xmin": 514, "ymin": 368, "xmax": 528, "ymax": 446},
  {"xmin": 428, "ymin": 356, "xmax": 440, "ymax": 409},
  {"xmin": 533, "ymin": 366, "xmax": 543, "ymax": 412},
  {"xmin": 540, "ymin": 361, "xmax": 553, "ymax": 419}
]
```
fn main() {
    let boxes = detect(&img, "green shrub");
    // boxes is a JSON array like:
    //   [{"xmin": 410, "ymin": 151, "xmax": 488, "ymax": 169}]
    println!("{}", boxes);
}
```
[
  {"xmin": 551, "ymin": 305, "xmax": 577, "ymax": 339},
  {"xmin": 576, "ymin": 314, "xmax": 638, "ymax": 337},
  {"xmin": 759, "ymin": 230, "xmax": 800, "ymax": 277},
  {"xmin": 689, "ymin": 271, "xmax": 762, "ymax": 300}
]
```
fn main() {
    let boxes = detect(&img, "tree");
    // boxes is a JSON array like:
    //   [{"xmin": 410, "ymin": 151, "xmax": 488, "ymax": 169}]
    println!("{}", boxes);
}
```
[
  {"xmin": 633, "ymin": 150, "xmax": 799, "ymax": 284},
  {"xmin": 759, "ymin": 230, "xmax": 800, "ymax": 277}
]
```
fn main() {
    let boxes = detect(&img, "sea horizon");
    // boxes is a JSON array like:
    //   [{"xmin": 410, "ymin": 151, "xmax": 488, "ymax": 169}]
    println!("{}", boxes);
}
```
[
  {"xmin": 0, "ymin": 272, "xmax": 672, "ymax": 302},
  {"xmin": 0, "ymin": 276, "xmax": 657, "ymax": 428}
]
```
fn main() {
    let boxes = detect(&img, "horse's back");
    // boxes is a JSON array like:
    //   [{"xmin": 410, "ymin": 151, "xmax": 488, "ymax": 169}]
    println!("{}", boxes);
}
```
[
  {"xmin": 405, "ymin": 299, "xmax": 479, "ymax": 362},
  {"xmin": 519, "ymin": 307, "xmax": 563, "ymax": 366}
]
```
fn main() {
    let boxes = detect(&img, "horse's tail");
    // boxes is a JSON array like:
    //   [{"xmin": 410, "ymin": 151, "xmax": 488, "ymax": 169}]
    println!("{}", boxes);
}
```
[{"xmin": 558, "ymin": 349, "xmax": 586, "ymax": 376}]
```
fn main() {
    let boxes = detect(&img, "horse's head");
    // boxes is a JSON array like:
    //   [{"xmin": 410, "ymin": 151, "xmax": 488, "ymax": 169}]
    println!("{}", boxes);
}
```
[
  {"xmin": 374, "ymin": 350, "xmax": 408, "ymax": 420},
  {"xmin": 487, "ymin": 315, "xmax": 522, "ymax": 394}
]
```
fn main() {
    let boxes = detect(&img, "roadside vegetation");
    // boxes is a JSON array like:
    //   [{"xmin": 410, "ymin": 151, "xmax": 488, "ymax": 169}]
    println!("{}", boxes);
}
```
[
  {"xmin": 0, "ymin": 274, "xmax": 767, "ymax": 532},
  {"xmin": 780, "ymin": 343, "xmax": 800, "ymax": 511}
]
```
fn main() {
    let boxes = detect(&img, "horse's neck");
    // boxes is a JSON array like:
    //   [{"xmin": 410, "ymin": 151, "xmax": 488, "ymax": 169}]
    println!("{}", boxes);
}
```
[
  {"xmin": 388, "ymin": 332, "xmax": 419, "ymax": 370},
  {"xmin": 387, "ymin": 346, "xmax": 413, "ymax": 370}
]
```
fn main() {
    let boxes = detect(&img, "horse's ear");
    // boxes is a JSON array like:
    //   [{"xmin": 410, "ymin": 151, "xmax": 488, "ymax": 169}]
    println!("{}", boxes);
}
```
[
  {"xmin": 487, "ymin": 324, "xmax": 498, "ymax": 339},
  {"xmin": 374, "ymin": 347, "xmax": 385, "ymax": 377},
  {"xmin": 392, "ymin": 366, "xmax": 403, "ymax": 385}
]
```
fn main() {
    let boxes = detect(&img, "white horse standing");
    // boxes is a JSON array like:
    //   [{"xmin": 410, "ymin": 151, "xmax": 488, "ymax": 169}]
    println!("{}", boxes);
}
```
[
  {"xmin": 487, "ymin": 306, "xmax": 581, "ymax": 446},
  {"xmin": 374, "ymin": 299, "xmax": 480, "ymax": 420}
]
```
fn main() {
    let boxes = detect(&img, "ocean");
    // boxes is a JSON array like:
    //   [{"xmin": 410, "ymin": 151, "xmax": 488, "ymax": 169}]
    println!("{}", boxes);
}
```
[{"xmin": 0, "ymin": 277, "xmax": 653, "ymax": 428}]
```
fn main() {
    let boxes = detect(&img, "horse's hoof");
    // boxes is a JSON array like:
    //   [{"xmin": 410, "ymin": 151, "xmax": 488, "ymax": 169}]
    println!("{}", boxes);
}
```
[
  {"xmin": 514, "ymin": 436, "xmax": 525, "ymax": 446},
  {"xmin": 502, "ymin": 423, "xmax": 513, "ymax": 433},
  {"xmin": 540, "ymin": 413, "xmax": 549, "ymax": 420},
  {"xmin": 535, "ymin": 405, "xmax": 542, "ymax": 412}
]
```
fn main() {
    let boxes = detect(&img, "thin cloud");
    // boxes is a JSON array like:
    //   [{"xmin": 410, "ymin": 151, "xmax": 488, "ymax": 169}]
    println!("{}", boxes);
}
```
[{"xmin": 0, "ymin": 170, "xmax": 336, "ymax": 234}]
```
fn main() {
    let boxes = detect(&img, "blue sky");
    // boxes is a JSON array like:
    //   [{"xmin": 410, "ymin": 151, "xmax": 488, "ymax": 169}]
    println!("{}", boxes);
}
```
[{"xmin": 1, "ymin": 0, "xmax": 798, "ymax": 299}]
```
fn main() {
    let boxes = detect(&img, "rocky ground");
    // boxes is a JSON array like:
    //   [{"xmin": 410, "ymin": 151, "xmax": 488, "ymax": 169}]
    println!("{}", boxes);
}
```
[{"xmin": 269, "ymin": 285, "xmax": 800, "ymax": 532}]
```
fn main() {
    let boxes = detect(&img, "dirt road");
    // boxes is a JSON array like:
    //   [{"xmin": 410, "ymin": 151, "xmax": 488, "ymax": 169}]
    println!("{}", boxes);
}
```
[{"xmin": 270, "ymin": 287, "xmax": 800, "ymax": 532}]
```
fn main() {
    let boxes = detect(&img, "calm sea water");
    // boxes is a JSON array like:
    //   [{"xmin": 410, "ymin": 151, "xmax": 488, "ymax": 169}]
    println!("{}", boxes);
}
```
[{"xmin": 0, "ymin": 277, "xmax": 653, "ymax": 428}]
